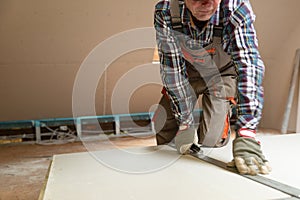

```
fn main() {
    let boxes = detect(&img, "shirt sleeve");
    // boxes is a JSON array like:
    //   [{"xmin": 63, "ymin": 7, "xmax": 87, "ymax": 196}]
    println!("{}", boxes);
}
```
[
  {"xmin": 227, "ymin": 1, "xmax": 265, "ymax": 130},
  {"xmin": 154, "ymin": 7, "xmax": 194, "ymax": 126}
]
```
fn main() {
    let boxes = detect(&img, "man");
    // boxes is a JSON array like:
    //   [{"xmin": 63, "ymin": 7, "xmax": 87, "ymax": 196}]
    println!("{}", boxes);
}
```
[{"xmin": 153, "ymin": 0, "xmax": 272, "ymax": 175}]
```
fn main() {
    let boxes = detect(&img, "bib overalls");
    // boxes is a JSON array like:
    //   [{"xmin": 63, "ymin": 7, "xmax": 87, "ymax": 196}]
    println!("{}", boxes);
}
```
[{"xmin": 154, "ymin": 3, "xmax": 237, "ymax": 147}]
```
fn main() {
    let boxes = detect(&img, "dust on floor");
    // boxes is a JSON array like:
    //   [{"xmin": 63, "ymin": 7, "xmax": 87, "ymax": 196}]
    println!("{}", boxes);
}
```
[{"xmin": 0, "ymin": 136, "xmax": 156, "ymax": 200}]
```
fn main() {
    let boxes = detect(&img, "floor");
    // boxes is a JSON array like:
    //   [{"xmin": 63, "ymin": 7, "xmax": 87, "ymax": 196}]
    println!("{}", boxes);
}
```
[
  {"xmin": 0, "ymin": 129, "xmax": 279, "ymax": 200},
  {"xmin": 0, "ymin": 135, "xmax": 156, "ymax": 200}
]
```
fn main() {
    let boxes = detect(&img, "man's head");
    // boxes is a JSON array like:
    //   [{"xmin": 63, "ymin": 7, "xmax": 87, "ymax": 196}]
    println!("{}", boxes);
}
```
[{"xmin": 185, "ymin": 0, "xmax": 221, "ymax": 21}]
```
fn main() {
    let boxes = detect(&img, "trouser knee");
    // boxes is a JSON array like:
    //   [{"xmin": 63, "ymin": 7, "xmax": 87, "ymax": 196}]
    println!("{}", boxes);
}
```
[{"xmin": 153, "ymin": 95, "xmax": 178, "ymax": 145}]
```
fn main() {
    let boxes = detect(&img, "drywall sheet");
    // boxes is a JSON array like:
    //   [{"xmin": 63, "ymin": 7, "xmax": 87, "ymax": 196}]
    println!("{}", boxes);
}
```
[
  {"xmin": 41, "ymin": 134, "xmax": 300, "ymax": 200},
  {"xmin": 201, "ymin": 134, "xmax": 300, "ymax": 190}
]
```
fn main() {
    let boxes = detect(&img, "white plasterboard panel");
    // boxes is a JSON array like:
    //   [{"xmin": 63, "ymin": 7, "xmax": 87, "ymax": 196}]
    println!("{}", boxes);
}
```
[
  {"xmin": 42, "ymin": 145, "xmax": 288, "ymax": 200},
  {"xmin": 203, "ymin": 134, "xmax": 300, "ymax": 190}
]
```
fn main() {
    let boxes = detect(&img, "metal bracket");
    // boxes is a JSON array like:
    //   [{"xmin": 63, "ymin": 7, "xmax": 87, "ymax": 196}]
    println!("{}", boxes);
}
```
[{"xmin": 281, "ymin": 49, "xmax": 300, "ymax": 133}]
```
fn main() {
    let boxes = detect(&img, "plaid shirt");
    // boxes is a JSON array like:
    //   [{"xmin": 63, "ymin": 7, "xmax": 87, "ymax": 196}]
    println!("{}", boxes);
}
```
[{"xmin": 154, "ymin": 0, "xmax": 265, "ymax": 130}]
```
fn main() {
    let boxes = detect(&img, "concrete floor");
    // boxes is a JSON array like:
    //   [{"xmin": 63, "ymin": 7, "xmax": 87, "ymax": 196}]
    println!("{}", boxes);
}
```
[
  {"xmin": 0, "ymin": 136, "xmax": 156, "ymax": 200},
  {"xmin": 0, "ymin": 129, "xmax": 281, "ymax": 200}
]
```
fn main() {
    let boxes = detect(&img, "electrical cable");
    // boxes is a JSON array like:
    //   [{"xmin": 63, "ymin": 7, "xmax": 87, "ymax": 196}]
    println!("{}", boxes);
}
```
[{"xmin": 37, "ymin": 124, "xmax": 77, "ymax": 145}]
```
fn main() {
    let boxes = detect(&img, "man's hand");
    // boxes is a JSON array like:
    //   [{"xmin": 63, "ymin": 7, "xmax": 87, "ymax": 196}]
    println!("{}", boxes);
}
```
[
  {"xmin": 174, "ymin": 125, "xmax": 199, "ymax": 154},
  {"xmin": 228, "ymin": 137, "xmax": 272, "ymax": 175}
]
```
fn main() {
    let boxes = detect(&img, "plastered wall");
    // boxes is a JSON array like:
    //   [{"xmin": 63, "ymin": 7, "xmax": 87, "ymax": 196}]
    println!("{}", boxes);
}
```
[
  {"xmin": 0, "ymin": 0, "xmax": 160, "ymax": 121},
  {"xmin": 251, "ymin": 0, "xmax": 300, "ymax": 131},
  {"xmin": 1, "ymin": 0, "xmax": 300, "ymax": 131}
]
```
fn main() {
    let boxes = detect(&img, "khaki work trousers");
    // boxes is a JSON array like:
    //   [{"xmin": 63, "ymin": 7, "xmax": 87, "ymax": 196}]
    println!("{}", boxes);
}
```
[{"xmin": 154, "ymin": 66, "xmax": 237, "ymax": 147}]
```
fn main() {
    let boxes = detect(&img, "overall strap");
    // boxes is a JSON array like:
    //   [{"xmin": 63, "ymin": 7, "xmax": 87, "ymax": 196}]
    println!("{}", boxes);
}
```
[
  {"xmin": 213, "ymin": 6, "xmax": 224, "ymax": 37},
  {"xmin": 170, "ymin": 0, "xmax": 183, "ymax": 32}
]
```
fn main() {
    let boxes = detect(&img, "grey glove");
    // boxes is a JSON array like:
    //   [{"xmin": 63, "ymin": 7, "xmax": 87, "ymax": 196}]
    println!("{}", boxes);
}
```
[
  {"xmin": 174, "ymin": 126, "xmax": 199, "ymax": 154},
  {"xmin": 228, "ymin": 137, "xmax": 272, "ymax": 175}
]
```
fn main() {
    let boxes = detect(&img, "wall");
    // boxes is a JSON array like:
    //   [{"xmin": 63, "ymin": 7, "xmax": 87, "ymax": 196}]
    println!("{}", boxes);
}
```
[
  {"xmin": 251, "ymin": 0, "xmax": 300, "ymax": 131},
  {"xmin": 0, "ymin": 0, "xmax": 160, "ymax": 121},
  {"xmin": 1, "ymin": 0, "xmax": 300, "ymax": 131}
]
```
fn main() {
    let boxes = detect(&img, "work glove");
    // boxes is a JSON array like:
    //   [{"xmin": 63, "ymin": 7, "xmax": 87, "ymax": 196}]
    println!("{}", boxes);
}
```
[
  {"xmin": 174, "ymin": 125, "xmax": 200, "ymax": 154},
  {"xmin": 228, "ymin": 137, "xmax": 272, "ymax": 175}
]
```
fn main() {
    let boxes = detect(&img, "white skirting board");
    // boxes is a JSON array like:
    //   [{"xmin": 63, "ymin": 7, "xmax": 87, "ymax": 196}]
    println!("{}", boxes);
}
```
[{"xmin": 41, "ymin": 134, "xmax": 300, "ymax": 200}]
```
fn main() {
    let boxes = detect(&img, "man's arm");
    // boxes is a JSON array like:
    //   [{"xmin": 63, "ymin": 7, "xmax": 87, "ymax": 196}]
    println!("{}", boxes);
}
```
[
  {"xmin": 227, "ymin": 1, "xmax": 265, "ymax": 131},
  {"xmin": 154, "ymin": 5, "xmax": 194, "ymax": 126},
  {"xmin": 226, "ymin": 1, "xmax": 271, "ymax": 175}
]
